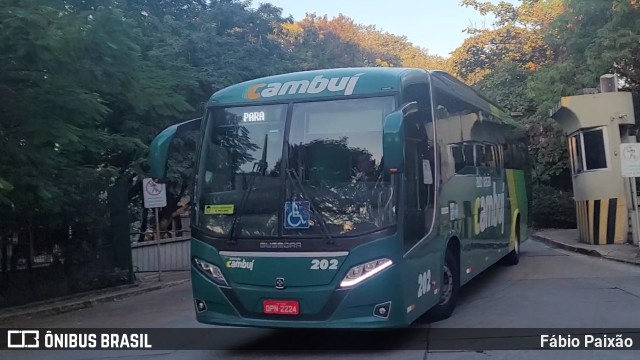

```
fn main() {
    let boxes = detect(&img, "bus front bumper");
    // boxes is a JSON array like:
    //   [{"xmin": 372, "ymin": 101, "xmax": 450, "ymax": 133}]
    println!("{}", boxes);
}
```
[{"xmin": 191, "ymin": 265, "xmax": 408, "ymax": 329}]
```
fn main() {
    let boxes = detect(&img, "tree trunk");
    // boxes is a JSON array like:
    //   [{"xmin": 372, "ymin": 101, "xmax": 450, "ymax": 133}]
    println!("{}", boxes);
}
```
[
  {"xmin": 158, "ymin": 179, "xmax": 190, "ymax": 237},
  {"xmin": 139, "ymin": 207, "xmax": 148, "ymax": 242},
  {"xmin": 27, "ymin": 228, "xmax": 34, "ymax": 270},
  {"xmin": 0, "ymin": 233, "xmax": 7, "ymax": 293}
]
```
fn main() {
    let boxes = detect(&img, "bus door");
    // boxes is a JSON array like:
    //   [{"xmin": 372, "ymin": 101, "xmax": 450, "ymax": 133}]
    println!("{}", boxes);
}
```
[{"xmin": 403, "ymin": 109, "xmax": 436, "ymax": 250}]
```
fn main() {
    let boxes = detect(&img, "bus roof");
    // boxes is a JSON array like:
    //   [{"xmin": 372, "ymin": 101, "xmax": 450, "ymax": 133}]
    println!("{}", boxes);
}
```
[
  {"xmin": 207, "ymin": 67, "xmax": 519, "ymax": 127},
  {"xmin": 207, "ymin": 67, "xmax": 414, "ymax": 106},
  {"xmin": 429, "ymin": 70, "xmax": 520, "ymax": 128}
]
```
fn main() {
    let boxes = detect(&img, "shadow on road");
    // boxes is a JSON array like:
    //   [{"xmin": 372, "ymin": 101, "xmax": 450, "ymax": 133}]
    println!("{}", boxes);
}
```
[
  {"xmin": 220, "ymin": 264, "xmax": 512, "ymax": 353},
  {"xmin": 223, "ymin": 328, "xmax": 429, "ymax": 354},
  {"xmin": 200, "ymin": 244, "xmax": 539, "ymax": 354}
]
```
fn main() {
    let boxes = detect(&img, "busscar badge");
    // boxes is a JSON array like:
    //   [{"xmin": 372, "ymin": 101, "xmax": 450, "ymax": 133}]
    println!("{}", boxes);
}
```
[{"xmin": 275, "ymin": 277, "xmax": 285, "ymax": 289}]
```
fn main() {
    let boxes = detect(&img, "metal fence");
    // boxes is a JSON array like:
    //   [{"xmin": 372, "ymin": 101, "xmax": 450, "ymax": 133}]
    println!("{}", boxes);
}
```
[
  {"xmin": 0, "ymin": 178, "xmax": 134, "ymax": 309},
  {"xmin": 0, "ymin": 224, "xmax": 132, "ymax": 309},
  {"xmin": 130, "ymin": 230, "xmax": 191, "ymax": 272},
  {"xmin": 129, "ymin": 212, "xmax": 191, "ymax": 273}
]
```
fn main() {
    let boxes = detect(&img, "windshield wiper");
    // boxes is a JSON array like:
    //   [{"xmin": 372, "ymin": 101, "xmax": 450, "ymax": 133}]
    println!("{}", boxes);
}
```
[
  {"xmin": 227, "ymin": 134, "xmax": 268, "ymax": 243},
  {"xmin": 285, "ymin": 167, "xmax": 334, "ymax": 244}
]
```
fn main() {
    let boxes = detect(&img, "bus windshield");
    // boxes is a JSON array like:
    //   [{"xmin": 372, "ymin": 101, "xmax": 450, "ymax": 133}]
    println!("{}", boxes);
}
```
[{"xmin": 196, "ymin": 96, "xmax": 398, "ymax": 239}]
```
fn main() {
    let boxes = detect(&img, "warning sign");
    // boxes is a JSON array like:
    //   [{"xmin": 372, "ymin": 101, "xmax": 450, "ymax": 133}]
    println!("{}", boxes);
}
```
[
  {"xmin": 204, "ymin": 204, "xmax": 235, "ymax": 215},
  {"xmin": 621, "ymin": 143, "xmax": 640, "ymax": 178},
  {"xmin": 143, "ymin": 178, "xmax": 167, "ymax": 208}
]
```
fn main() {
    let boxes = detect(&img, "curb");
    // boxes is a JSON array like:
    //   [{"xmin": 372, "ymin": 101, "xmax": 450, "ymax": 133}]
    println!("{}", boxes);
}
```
[
  {"xmin": 0, "ymin": 278, "xmax": 190, "ymax": 325},
  {"xmin": 0, "ymin": 283, "xmax": 141, "ymax": 312},
  {"xmin": 532, "ymin": 235, "xmax": 640, "ymax": 266}
]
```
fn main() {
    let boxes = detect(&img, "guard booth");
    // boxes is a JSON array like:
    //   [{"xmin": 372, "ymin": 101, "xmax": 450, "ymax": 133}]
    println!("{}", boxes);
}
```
[{"xmin": 551, "ymin": 74, "xmax": 639, "ymax": 245}]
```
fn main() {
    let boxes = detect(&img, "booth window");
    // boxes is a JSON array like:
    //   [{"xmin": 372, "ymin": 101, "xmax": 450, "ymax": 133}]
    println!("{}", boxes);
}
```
[{"xmin": 569, "ymin": 127, "xmax": 609, "ymax": 174}]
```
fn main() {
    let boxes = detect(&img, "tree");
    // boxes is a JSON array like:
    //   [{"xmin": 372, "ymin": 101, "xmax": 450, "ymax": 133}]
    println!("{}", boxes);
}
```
[
  {"xmin": 278, "ymin": 13, "xmax": 448, "ymax": 71},
  {"xmin": 474, "ymin": 62, "xmax": 570, "ymax": 188},
  {"xmin": 530, "ymin": 0, "xmax": 640, "ymax": 116},
  {"xmin": 451, "ymin": 0, "xmax": 563, "ymax": 84},
  {"xmin": 0, "ymin": 1, "xmax": 144, "ymax": 219},
  {"xmin": 0, "ymin": 1, "xmax": 159, "ymax": 280},
  {"xmin": 277, "ymin": 14, "xmax": 382, "ymax": 69}
]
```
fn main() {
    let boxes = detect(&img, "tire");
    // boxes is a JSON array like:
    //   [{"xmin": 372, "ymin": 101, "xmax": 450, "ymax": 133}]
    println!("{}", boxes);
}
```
[
  {"xmin": 503, "ymin": 224, "xmax": 520, "ymax": 266},
  {"xmin": 424, "ymin": 249, "xmax": 460, "ymax": 322}
]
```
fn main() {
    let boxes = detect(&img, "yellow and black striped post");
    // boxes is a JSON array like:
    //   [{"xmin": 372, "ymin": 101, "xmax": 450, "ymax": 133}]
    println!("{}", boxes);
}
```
[{"xmin": 575, "ymin": 198, "xmax": 628, "ymax": 245}]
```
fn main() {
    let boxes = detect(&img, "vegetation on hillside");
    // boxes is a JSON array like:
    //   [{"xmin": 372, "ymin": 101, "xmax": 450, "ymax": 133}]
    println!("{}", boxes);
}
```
[
  {"xmin": 2, "ymin": 0, "xmax": 639, "ymax": 266},
  {"xmin": 456, "ymin": 0, "xmax": 640, "ymax": 228}
]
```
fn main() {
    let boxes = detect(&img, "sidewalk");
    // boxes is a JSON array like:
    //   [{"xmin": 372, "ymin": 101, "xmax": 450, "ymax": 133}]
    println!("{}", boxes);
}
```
[
  {"xmin": 532, "ymin": 229, "xmax": 640, "ymax": 266},
  {"xmin": 0, "ymin": 271, "xmax": 191, "ymax": 324}
]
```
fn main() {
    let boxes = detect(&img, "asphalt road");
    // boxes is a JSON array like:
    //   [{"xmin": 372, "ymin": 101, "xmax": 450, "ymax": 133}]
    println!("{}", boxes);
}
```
[{"xmin": 2, "ymin": 239, "xmax": 640, "ymax": 359}]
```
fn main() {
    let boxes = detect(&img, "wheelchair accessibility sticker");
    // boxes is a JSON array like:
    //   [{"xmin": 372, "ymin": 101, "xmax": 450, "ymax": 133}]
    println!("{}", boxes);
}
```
[{"xmin": 284, "ymin": 201, "xmax": 310, "ymax": 229}]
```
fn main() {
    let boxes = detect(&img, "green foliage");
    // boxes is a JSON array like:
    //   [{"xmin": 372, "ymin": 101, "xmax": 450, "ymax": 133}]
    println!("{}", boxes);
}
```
[
  {"xmin": 460, "ymin": 0, "xmax": 640, "ymax": 228},
  {"xmin": 452, "ymin": 0, "xmax": 563, "ymax": 83},
  {"xmin": 474, "ymin": 62, "xmax": 537, "ymax": 115},
  {"xmin": 530, "ymin": 0, "xmax": 640, "ymax": 109},
  {"xmin": 461, "ymin": 0, "xmax": 564, "ymax": 29},
  {"xmin": 474, "ymin": 62, "xmax": 571, "ymax": 188},
  {"xmin": 524, "ymin": 118, "xmax": 571, "ymax": 185},
  {"xmin": 3, "ymin": 0, "xmax": 639, "ymax": 264},
  {"xmin": 460, "ymin": 0, "xmax": 519, "ymax": 27},
  {"xmin": 2, "ymin": 0, "xmax": 453, "ymax": 255},
  {"xmin": 531, "ymin": 185, "xmax": 577, "ymax": 229},
  {"xmin": 279, "ymin": 13, "xmax": 448, "ymax": 71},
  {"xmin": 0, "ymin": 1, "xmax": 144, "ymax": 228},
  {"xmin": 0, "ymin": 177, "xmax": 14, "ymax": 209}
]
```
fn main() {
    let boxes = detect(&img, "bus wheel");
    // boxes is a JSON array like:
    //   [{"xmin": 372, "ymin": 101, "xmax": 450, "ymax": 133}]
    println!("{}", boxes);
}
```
[
  {"xmin": 424, "ymin": 249, "xmax": 459, "ymax": 322},
  {"xmin": 503, "ymin": 224, "xmax": 520, "ymax": 266}
]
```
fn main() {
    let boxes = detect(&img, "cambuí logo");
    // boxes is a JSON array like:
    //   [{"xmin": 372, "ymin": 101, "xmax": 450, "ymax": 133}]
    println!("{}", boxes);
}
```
[
  {"xmin": 473, "ymin": 182, "xmax": 506, "ymax": 235},
  {"xmin": 225, "ymin": 257, "xmax": 255, "ymax": 271},
  {"xmin": 244, "ymin": 73, "xmax": 365, "ymax": 100}
]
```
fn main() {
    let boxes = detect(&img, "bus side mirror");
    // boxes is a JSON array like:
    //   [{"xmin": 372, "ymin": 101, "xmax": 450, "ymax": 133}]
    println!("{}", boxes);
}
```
[
  {"xmin": 148, "ymin": 117, "xmax": 202, "ymax": 180},
  {"xmin": 383, "ymin": 102, "xmax": 418, "ymax": 173}
]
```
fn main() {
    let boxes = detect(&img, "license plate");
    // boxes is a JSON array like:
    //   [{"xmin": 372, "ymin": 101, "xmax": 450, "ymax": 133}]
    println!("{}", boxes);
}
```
[{"xmin": 263, "ymin": 300, "xmax": 299, "ymax": 315}]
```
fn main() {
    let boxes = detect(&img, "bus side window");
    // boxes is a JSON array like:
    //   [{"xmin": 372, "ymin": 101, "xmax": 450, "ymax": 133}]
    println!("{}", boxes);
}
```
[
  {"xmin": 475, "ymin": 144, "xmax": 486, "ymax": 167},
  {"xmin": 451, "ymin": 144, "xmax": 464, "ymax": 173},
  {"xmin": 484, "ymin": 144, "xmax": 494, "ymax": 168},
  {"xmin": 459, "ymin": 143, "xmax": 474, "ymax": 175},
  {"xmin": 506, "ymin": 143, "xmax": 517, "ymax": 169}
]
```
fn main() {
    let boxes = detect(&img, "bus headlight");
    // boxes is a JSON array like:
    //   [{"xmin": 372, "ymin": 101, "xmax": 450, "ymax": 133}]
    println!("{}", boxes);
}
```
[
  {"xmin": 340, "ymin": 258, "xmax": 393, "ymax": 288},
  {"xmin": 194, "ymin": 257, "xmax": 228, "ymax": 286}
]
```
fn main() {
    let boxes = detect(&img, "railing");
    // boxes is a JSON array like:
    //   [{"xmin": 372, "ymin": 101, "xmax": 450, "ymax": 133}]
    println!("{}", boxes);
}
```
[
  {"xmin": 0, "ymin": 250, "xmax": 63, "ymax": 272},
  {"xmin": 0, "ymin": 223, "xmax": 131, "ymax": 309},
  {"xmin": 130, "ymin": 230, "xmax": 191, "ymax": 273}
]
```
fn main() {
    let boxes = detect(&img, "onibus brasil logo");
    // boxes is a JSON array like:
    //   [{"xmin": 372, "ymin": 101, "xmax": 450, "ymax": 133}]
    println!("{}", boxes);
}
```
[
  {"xmin": 6, "ymin": 330, "xmax": 152, "ymax": 349},
  {"xmin": 244, "ymin": 73, "xmax": 365, "ymax": 100}
]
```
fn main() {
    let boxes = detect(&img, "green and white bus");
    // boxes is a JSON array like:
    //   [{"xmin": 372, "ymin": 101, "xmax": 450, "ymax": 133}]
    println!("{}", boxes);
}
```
[{"xmin": 148, "ymin": 67, "xmax": 532, "ymax": 328}]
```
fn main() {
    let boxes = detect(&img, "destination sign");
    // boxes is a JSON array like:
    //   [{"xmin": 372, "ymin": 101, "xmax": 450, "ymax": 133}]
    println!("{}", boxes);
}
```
[{"xmin": 243, "ymin": 111, "xmax": 265, "ymax": 122}]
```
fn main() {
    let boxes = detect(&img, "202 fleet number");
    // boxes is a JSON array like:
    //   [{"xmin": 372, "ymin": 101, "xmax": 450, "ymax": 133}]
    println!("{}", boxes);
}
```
[
  {"xmin": 418, "ymin": 270, "xmax": 432, "ymax": 297},
  {"xmin": 310, "ymin": 259, "xmax": 338, "ymax": 270}
]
